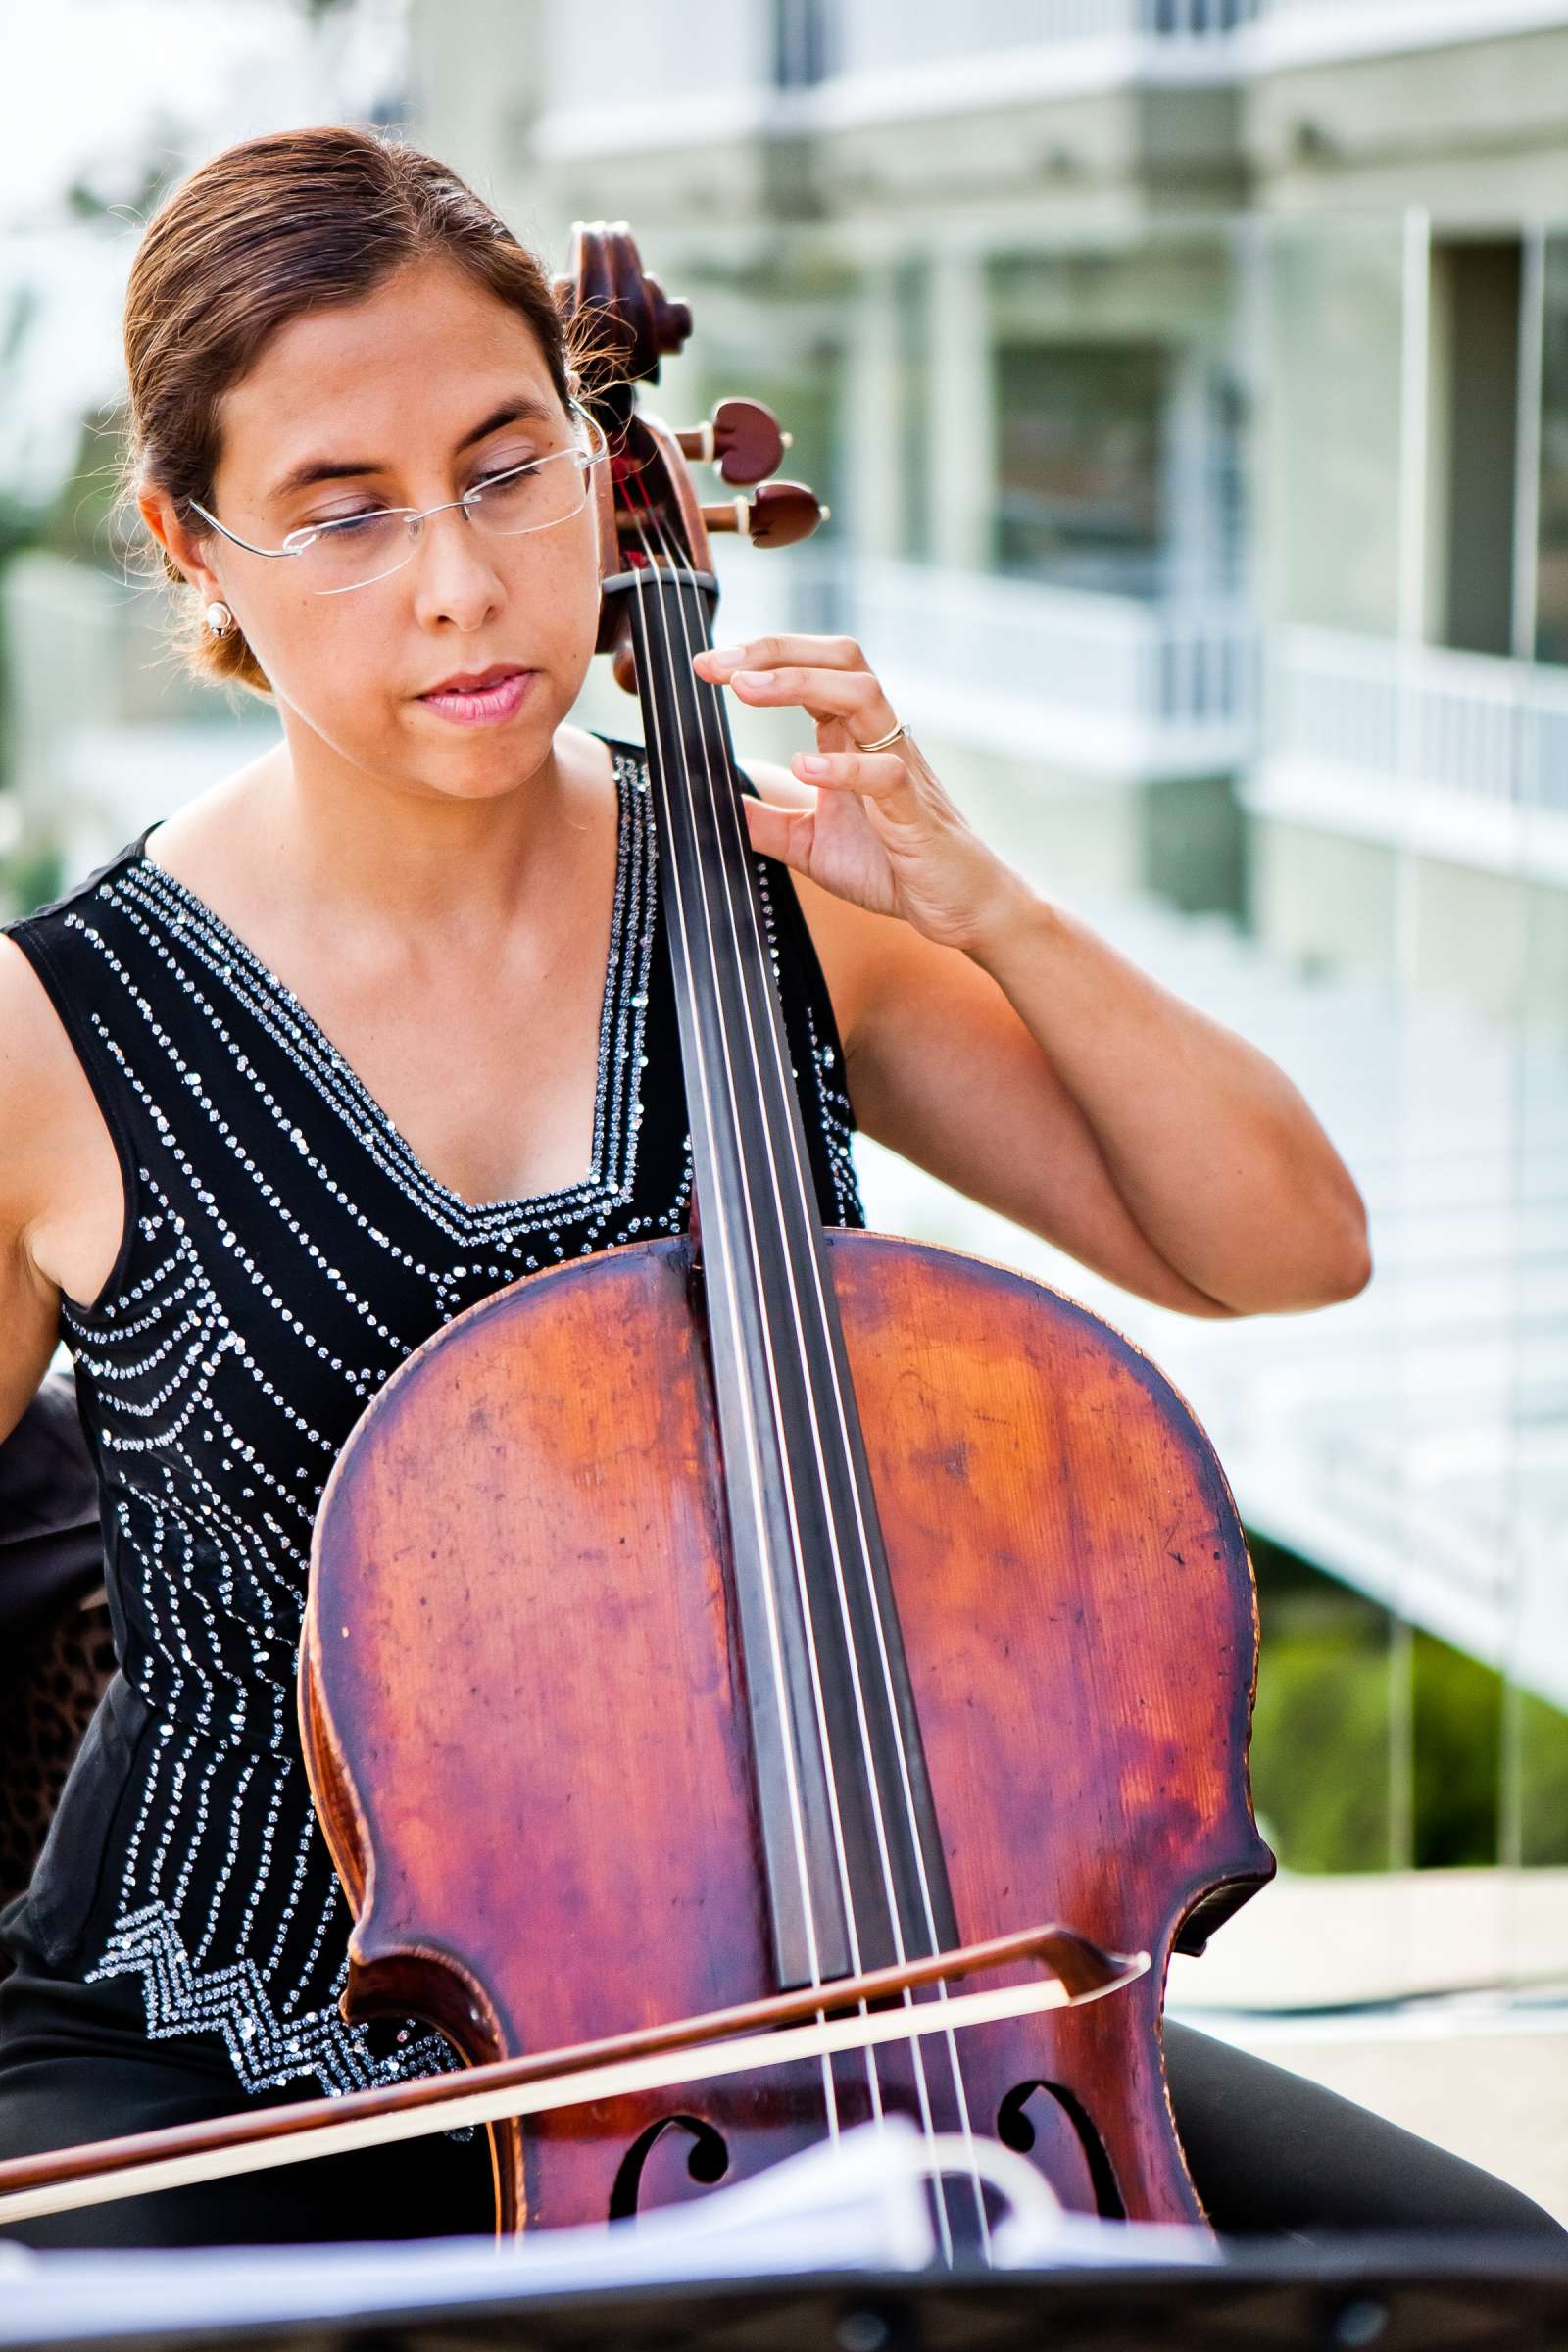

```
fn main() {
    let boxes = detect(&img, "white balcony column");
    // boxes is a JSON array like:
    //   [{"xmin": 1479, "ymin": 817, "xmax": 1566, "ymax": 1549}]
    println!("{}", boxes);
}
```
[
  {"xmin": 841, "ymin": 260, "xmax": 906, "ymax": 562},
  {"xmin": 926, "ymin": 247, "xmax": 998, "ymax": 576}
]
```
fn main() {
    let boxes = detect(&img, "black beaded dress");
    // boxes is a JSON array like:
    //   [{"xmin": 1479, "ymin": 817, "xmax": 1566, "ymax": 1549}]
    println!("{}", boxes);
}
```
[{"xmin": 0, "ymin": 735, "xmax": 863, "ymax": 2108}]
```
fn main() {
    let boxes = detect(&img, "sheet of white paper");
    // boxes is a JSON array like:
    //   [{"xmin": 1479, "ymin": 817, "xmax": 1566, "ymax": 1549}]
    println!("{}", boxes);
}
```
[{"xmin": 0, "ymin": 2119, "xmax": 1217, "ymax": 2345}]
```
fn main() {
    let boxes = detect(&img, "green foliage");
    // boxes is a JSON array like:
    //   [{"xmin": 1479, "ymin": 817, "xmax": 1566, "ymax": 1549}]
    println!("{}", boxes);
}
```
[
  {"xmin": 63, "ymin": 150, "xmax": 173, "ymax": 228},
  {"xmin": 38, "ymin": 411, "xmax": 129, "ymax": 571},
  {"xmin": 1250, "ymin": 1564, "xmax": 1393, "ymax": 1872},
  {"xmin": 1410, "ymin": 1631, "xmax": 1502, "ymax": 1868},
  {"xmin": 1516, "ymin": 1690, "xmax": 1568, "ymax": 1866},
  {"xmin": 1246, "ymin": 1531, "xmax": 1568, "ymax": 1874},
  {"xmin": 0, "ymin": 834, "xmax": 64, "ymax": 926}
]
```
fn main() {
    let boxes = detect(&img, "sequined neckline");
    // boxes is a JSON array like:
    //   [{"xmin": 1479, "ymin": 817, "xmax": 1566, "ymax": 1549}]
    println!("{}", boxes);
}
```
[{"xmin": 129, "ymin": 747, "xmax": 638, "ymax": 1224}]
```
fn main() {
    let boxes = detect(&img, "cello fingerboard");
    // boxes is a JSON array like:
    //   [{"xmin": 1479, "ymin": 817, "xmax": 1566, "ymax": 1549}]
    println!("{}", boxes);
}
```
[{"xmin": 604, "ymin": 562, "xmax": 960, "ymax": 1994}]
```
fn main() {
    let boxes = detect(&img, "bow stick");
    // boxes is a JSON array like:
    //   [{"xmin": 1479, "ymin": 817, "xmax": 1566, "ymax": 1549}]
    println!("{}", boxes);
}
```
[{"xmin": 0, "ymin": 1923, "xmax": 1146, "ymax": 2226}]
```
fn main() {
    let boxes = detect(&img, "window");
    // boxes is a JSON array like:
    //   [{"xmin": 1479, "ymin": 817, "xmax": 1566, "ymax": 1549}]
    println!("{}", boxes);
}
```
[
  {"xmin": 772, "ymin": 0, "xmax": 835, "ymax": 89},
  {"xmin": 996, "ymin": 340, "xmax": 1170, "ymax": 596}
]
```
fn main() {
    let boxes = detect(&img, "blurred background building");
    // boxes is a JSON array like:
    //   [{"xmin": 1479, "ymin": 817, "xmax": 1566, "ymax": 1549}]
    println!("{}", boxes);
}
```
[{"xmin": 3, "ymin": 0, "xmax": 1566, "ymax": 2217}]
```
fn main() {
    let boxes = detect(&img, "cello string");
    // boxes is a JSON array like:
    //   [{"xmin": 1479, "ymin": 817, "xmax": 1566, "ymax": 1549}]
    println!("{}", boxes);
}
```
[
  {"xmin": 631, "ymin": 501, "xmax": 911, "ymax": 2030},
  {"xmin": 620, "ymin": 514, "xmax": 846, "ymax": 2135},
  {"xmin": 642, "ymin": 541, "xmax": 985, "ymax": 2265},
  {"xmin": 625, "ymin": 510, "xmax": 888, "ymax": 2023},
  {"xmin": 647, "ymin": 551, "xmax": 986, "ymax": 2265},
  {"xmin": 621, "ymin": 506, "xmax": 846, "ymax": 2144},
  {"xmin": 637, "ymin": 497, "xmax": 990, "ymax": 2254},
  {"xmin": 625, "ymin": 491, "xmax": 911, "ymax": 2164},
  {"xmin": 620, "ymin": 491, "xmax": 869, "ymax": 2117},
  {"xmin": 641, "ymin": 499, "xmax": 993, "ymax": 2257}
]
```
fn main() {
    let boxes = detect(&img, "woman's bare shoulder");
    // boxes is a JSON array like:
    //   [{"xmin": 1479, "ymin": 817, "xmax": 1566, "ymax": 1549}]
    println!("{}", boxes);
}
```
[
  {"xmin": 0, "ymin": 930, "xmax": 119, "ymax": 1237},
  {"xmin": 0, "ymin": 936, "xmax": 82, "ymax": 1434},
  {"xmin": 0, "ymin": 928, "xmax": 78, "ymax": 1125}
]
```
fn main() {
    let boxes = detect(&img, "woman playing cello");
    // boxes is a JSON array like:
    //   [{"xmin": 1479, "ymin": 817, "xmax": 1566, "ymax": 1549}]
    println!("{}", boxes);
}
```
[{"xmin": 0, "ymin": 126, "xmax": 1554, "ymax": 2250}]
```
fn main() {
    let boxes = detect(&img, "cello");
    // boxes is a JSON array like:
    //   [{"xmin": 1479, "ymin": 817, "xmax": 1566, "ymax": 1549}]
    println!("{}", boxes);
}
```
[{"xmin": 0, "ymin": 224, "xmax": 1272, "ymax": 2244}]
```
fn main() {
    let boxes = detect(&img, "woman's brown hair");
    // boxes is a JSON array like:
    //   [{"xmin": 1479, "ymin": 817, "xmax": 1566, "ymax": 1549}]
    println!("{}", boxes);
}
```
[{"xmin": 124, "ymin": 125, "xmax": 579, "ymax": 695}]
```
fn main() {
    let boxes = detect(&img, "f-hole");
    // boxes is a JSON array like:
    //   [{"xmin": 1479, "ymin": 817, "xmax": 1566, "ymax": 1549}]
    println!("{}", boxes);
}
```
[
  {"xmin": 996, "ymin": 2080, "xmax": 1125, "ymax": 2220},
  {"xmin": 609, "ymin": 2114, "xmax": 731, "ymax": 2220}
]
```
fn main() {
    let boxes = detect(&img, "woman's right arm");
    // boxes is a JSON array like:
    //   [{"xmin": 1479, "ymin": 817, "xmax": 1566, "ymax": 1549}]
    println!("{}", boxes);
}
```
[{"xmin": 0, "ymin": 938, "xmax": 75, "ymax": 1445}]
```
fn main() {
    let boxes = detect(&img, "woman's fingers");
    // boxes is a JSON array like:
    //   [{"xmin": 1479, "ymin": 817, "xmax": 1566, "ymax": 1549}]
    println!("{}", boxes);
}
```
[
  {"xmin": 731, "ymin": 664, "xmax": 895, "ymax": 733},
  {"xmin": 693, "ymin": 639, "xmax": 899, "ymax": 744},
  {"xmin": 695, "ymin": 634, "xmax": 868, "ymax": 677},
  {"xmin": 791, "ymin": 748, "xmax": 910, "ymax": 801},
  {"xmin": 739, "ymin": 794, "xmax": 810, "ymax": 863}
]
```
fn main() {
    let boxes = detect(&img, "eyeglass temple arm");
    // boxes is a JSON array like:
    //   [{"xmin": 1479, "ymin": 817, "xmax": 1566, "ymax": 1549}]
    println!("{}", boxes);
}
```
[{"xmin": 184, "ymin": 501, "xmax": 292, "ymax": 562}]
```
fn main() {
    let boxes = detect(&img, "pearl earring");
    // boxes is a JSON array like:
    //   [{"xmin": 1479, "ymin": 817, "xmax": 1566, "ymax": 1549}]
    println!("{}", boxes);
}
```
[{"xmin": 205, "ymin": 600, "xmax": 234, "ymax": 638}]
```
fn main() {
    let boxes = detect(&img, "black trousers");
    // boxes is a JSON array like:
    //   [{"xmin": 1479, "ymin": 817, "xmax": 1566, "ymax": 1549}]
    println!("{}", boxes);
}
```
[{"xmin": 0, "ymin": 1956, "xmax": 1560, "ymax": 2252}]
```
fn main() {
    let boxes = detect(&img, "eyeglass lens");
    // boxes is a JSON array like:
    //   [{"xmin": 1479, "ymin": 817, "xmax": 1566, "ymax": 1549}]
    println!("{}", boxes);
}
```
[{"xmin": 304, "ymin": 446, "xmax": 593, "ymax": 594}]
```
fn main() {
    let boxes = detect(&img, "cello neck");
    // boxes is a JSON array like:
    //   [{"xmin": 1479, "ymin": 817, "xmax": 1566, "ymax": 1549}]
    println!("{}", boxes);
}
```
[{"xmin": 604, "ymin": 559, "xmax": 959, "ymax": 1992}]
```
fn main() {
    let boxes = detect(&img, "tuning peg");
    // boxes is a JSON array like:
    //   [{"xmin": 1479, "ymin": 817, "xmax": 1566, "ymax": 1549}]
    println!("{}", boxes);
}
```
[
  {"xmin": 700, "ymin": 480, "xmax": 828, "ymax": 548},
  {"xmin": 677, "ymin": 398, "xmax": 792, "ymax": 487}
]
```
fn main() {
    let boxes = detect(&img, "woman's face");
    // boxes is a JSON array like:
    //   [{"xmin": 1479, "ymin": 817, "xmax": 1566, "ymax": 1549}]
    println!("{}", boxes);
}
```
[{"xmin": 156, "ymin": 256, "xmax": 603, "ymax": 804}]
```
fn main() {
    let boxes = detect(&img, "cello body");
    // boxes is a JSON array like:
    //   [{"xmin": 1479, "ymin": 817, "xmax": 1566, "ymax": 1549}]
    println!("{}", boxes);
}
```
[{"xmin": 303, "ymin": 1228, "xmax": 1272, "ymax": 2231}]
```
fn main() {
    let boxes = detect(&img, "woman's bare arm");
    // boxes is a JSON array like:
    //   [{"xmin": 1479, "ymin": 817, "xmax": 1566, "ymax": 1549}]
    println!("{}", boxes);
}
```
[
  {"xmin": 0, "ymin": 940, "xmax": 85, "ymax": 1442},
  {"xmin": 742, "ymin": 760, "xmax": 1370, "ymax": 1319}
]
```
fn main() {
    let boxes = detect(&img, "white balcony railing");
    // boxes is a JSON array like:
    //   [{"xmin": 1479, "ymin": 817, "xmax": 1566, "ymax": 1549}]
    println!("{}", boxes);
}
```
[
  {"xmin": 535, "ymin": 0, "xmax": 1568, "ymax": 157},
  {"xmin": 1250, "ymin": 625, "xmax": 1568, "ymax": 880},
  {"xmin": 537, "ymin": 0, "xmax": 1260, "ymax": 157},
  {"xmin": 1253, "ymin": 0, "xmax": 1568, "ymax": 74},
  {"xmin": 752, "ymin": 555, "xmax": 1259, "ymax": 781},
  {"xmin": 832, "ymin": 0, "xmax": 1258, "ymax": 70},
  {"xmin": 722, "ymin": 571, "xmax": 1568, "ymax": 839}
]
